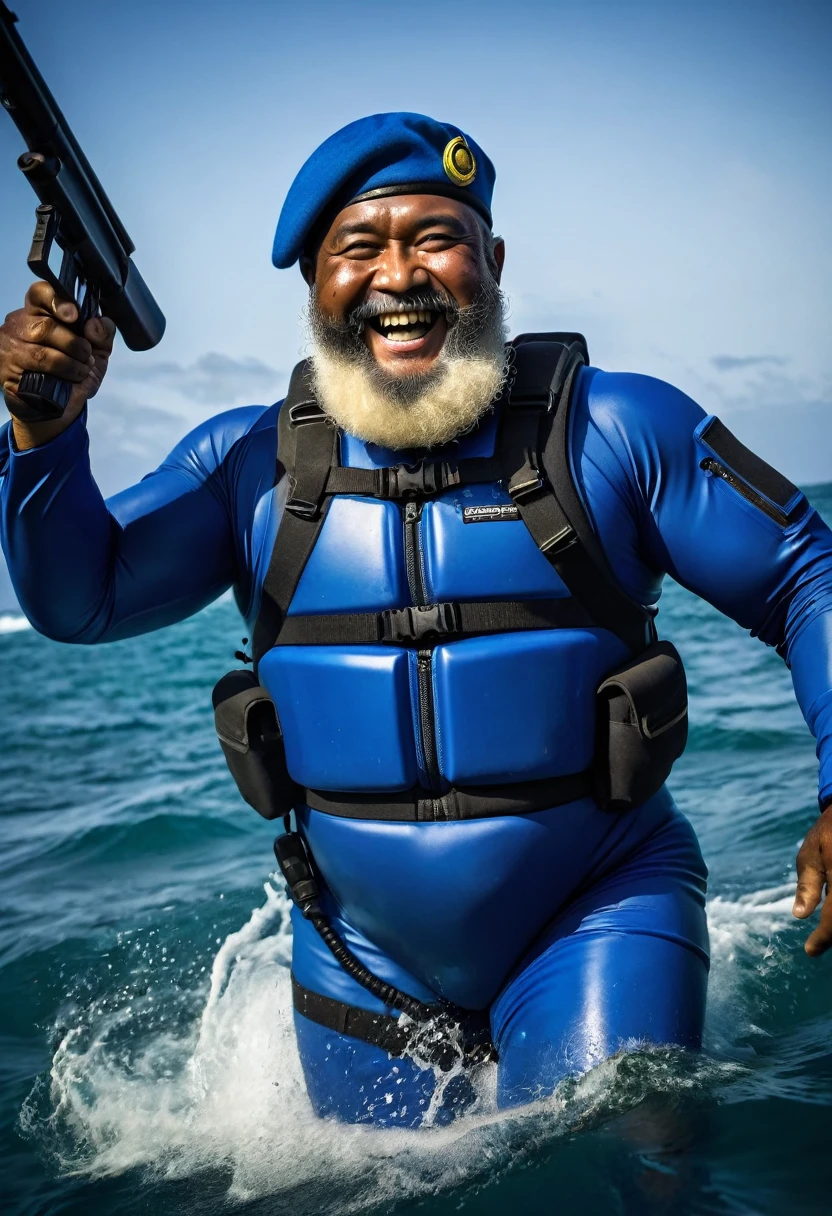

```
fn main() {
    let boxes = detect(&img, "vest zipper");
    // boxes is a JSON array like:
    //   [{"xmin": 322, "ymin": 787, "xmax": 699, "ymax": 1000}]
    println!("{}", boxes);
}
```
[
  {"xmin": 700, "ymin": 457, "xmax": 790, "ymax": 527},
  {"xmin": 404, "ymin": 501, "xmax": 426, "ymax": 603},
  {"xmin": 403, "ymin": 501, "xmax": 441, "ymax": 793},
  {"xmin": 417, "ymin": 649, "xmax": 441, "ymax": 795}
]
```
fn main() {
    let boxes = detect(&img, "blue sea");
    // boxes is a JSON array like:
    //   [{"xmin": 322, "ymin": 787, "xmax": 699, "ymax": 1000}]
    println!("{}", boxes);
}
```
[{"xmin": 2, "ymin": 483, "xmax": 832, "ymax": 1216}]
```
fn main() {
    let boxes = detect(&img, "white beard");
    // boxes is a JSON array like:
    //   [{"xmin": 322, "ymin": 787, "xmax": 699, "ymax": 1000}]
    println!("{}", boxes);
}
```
[{"xmin": 309, "ymin": 341, "xmax": 509, "ymax": 451}]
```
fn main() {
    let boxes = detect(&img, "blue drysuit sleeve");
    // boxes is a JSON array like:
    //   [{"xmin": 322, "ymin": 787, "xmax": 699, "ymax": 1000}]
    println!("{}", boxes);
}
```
[
  {"xmin": 0, "ymin": 405, "xmax": 267, "ymax": 643},
  {"xmin": 575, "ymin": 369, "xmax": 832, "ymax": 808}
]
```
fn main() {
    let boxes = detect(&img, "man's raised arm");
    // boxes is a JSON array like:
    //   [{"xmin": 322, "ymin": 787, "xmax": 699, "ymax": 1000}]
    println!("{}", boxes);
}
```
[{"xmin": 0, "ymin": 283, "xmax": 239, "ymax": 642}]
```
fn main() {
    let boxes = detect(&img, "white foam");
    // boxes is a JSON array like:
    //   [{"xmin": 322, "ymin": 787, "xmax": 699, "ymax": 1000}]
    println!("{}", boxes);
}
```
[
  {"xmin": 703, "ymin": 883, "xmax": 796, "ymax": 1052},
  {"xmin": 0, "ymin": 612, "xmax": 31, "ymax": 633},
  {"xmin": 20, "ymin": 881, "xmax": 795, "ymax": 1208}
]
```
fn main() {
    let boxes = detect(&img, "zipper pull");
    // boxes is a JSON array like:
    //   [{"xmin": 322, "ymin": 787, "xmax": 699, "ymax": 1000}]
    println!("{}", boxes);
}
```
[{"xmin": 404, "ymin": 501, "xmax": 419, "ymax": 523}]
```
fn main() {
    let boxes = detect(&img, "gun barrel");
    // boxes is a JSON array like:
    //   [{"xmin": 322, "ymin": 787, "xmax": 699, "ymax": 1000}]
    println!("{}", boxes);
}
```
[
  {"xmin": 0, "ymin": 1, "xmax": 165, "ymax": 360},
  {"xmin": 0, "ymin": 1, "xmax": 134, "ymax": 256},
  {"xmin": 105, "ymin": 260, "xmax": 166, "ymax": 353}
]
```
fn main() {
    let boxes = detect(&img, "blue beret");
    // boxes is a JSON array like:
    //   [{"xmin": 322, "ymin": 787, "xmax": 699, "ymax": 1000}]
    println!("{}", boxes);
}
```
[{"xmin": 272, "ymin": 112, "xmax": 496, "ymax": 269}]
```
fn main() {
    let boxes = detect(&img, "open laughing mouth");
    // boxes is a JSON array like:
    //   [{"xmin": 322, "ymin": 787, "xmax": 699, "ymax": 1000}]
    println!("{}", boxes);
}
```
[{"xmin": 368, "ymin": 307, "xmax": 443, "ymax": 343}]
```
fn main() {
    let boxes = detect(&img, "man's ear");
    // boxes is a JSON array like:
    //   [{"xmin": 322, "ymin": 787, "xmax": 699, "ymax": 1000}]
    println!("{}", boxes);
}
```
[
  {"xmin": 493, "ymin": 238, "xmax": 506, "ymax": 284},
  {"xmin": 299, "ymin": 255, "xmax": 315, "ymax": 287}
]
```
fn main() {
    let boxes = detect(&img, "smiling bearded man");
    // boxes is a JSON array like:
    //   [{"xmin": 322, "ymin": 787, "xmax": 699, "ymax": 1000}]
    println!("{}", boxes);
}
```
[
  {"xmin": 306, "ymin": 221, "xmax": 509, "ymax": 449},
  {"xmin": 3, "ymin": 112, "xmax": 832, "ymax": 1129}
]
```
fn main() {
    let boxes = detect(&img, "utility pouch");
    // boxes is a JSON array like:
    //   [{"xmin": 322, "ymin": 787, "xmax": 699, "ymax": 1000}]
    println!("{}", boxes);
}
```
[
  {"xmin": 212, "ymin": 669, "xmax": 302, "ymax": 819},
  {"xmin": 592, "ymin": 640, "xmax": 688, "ymax": 811}
]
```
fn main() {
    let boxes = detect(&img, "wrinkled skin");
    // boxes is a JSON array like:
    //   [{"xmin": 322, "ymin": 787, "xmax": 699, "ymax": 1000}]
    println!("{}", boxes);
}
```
[{"xmin": 0, "ymin": 197, "xmax": 829, "ymax": 959}]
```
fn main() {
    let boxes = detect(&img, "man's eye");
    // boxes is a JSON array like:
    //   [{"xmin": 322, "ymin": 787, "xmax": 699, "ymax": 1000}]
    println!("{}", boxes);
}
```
[
  {"xmin": 341, "ymin": 241, "xmax": 380, "ymax": 256},
  {"xmin": 419, "ymin": 233, "xmax": 457, "ymax": 247}
]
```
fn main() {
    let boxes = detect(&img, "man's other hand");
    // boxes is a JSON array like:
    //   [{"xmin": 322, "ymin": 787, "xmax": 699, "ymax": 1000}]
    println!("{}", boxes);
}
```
[
  {"xmin": 793, "ymin": 805, "xmax": 832, "ymax": 956},
  {"xmin": 0, "ymin": 280, "xmax": 115, "ymax": 451}
]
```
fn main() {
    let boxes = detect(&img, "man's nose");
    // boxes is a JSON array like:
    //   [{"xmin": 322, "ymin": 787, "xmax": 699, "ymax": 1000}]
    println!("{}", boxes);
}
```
[{"xmin": 371, "ymin": 242, "xmax": 431, "ymax": 293}]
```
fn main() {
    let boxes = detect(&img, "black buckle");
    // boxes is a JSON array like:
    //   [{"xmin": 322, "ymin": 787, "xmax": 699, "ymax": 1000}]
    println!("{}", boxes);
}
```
[
  {"xmin": 381, "ymin": 602, "xmax": 461, "ymax": 644},
  {"xmin": 285, "ymin": 489, "xmax": 319, "ymax": 519},
  {"xmin": 377, "ymin": 461, "xmax": 460, "ymax": 501},
  {"xmin": 508, "ymin": 450, "xmax": 545, "ymax": 502},
  {"xmin": 539, "ymin": 524, "xmax": 577, "ymax": 556},
  {"xmin": 288, "ymin": 401, "xmax": 326, "ymax": 426}
]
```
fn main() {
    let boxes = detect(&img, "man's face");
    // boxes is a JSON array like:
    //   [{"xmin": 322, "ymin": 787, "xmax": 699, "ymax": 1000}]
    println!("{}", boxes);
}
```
[{"xmin": 304, "ymin": 194, "xmax": 505, "ymax": 379}]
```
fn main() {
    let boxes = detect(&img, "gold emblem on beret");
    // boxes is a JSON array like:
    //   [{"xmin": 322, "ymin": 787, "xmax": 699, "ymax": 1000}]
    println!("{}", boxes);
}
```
[{"xmin": 443, "ymin": 135, "xmax": 477, "ymax": 187}]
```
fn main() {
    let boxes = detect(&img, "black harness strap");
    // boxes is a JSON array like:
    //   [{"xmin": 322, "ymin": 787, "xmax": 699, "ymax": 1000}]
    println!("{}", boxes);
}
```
[
  {"xmin": 292, "ymin": 974, "xmax": 412, "ymax": 1055},
  {"xmin": 323, "ymin": 455, "xmax": 503, "ymax": 501},
  {"xmin": 501, "ymin": 337, "xmax": 655, "ymax": 654},
  {"xmin": 305, "ymin": 769, "xmax": 592, "ymax": 822},
  {"xmin": 252, "ymin": 363, "xmax": 337, "ymax": 668},
  {"xmin": 275, "ymin": 597, "xmax": 595, "ymax": 647},
  {"xmin": 291, "ymin": 974, "xmax": 495, "ymax": 1070}
]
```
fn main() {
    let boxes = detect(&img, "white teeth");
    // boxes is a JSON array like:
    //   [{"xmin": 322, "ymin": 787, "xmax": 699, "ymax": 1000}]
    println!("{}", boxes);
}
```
[{"xmin": 374, "ymin": 307, "xmax": 439, "ymax": 340}]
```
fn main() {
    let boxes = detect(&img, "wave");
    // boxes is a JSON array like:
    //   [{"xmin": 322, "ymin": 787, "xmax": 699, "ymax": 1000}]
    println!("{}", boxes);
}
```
[
  {"xmin": 0, "ymin": 613, "xmax": 31, "ymax": 634},
  {"xmin": 18, "ymin": 879, "xmax": 801, "ymax": 1211}
]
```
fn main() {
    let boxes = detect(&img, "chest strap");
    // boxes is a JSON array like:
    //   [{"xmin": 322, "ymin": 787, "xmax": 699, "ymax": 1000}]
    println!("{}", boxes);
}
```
[
  {"xmin": 275, "ymin": 596, "xmax": 594, "ymax": 647},
  {"xmin": 323, "ymin": 456, "xmax": 500, "ymax": 501}
]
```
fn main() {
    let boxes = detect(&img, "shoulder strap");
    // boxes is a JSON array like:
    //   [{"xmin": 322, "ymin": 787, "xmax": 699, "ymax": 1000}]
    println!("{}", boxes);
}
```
[
  {"xmin": 501, "ymin": 334, "xmax": 655, "ymax": 653},
  {"xmin": 252, "ymin": 361, "xmax": 338, "ymax": 668}
]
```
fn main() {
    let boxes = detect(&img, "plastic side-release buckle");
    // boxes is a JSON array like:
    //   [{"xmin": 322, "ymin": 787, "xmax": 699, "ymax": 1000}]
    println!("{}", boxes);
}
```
[
  {"xmin": 285, "ymin": 494, "xmax": 319, "ymax": 519},
  {"xmin": 507, "ymin": 448, "xmax": 545, "ymax": 502},
  {"xmin": 539, "ymin": 524, "xmax": 577, "ymax": 556},
  {"xmin": 377, "ymin": 460, "xmax": 461, "ymax": 500},
  {"xmin": 381, "ymin": 602, "xmax": 461, "ymax": 644},
  {"xmin": 288, "ymin": 401, "xmax": 325, "ymax": 426}
]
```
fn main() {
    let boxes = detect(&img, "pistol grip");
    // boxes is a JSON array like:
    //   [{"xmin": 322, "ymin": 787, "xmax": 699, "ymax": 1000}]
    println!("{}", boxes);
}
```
[{"xmin": 14, "ymin": 372, "xmax": 73, "ymax": 421}]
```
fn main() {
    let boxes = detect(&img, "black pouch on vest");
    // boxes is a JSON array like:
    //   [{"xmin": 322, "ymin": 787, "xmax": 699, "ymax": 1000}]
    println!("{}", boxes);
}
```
[
  {"xmin": 212, "ymin": 670, "xmax": 301, "ymax": 819},
  {"xmin": 592, "ymin": 640, "xmax": 688, "ymax": 811}
]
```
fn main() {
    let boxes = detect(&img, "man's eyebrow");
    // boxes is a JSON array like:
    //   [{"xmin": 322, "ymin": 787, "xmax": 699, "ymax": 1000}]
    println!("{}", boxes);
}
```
[
  {"xmin": 330, "ymin": 219, "xmax": 384, "ymax": 242},
  {"xmin": 330, "ymin": 212, "xmax": 472, "ymax": 243},
  {"xmin": 412, "ymin": 213, "xmax": 469, "ymax": 235}
]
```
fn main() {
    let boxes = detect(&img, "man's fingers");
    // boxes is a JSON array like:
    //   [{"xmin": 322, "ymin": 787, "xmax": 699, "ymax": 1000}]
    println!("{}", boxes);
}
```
[
  {"xmin": 805, "ymin": 886, "xmax": 832, "ymax": 956},
  {"xmin": 23, "ymin": 280, "xmax": 78, "ymax": 324},
  {"xmin": 793, "ymin": 854, "xmax": 824, "ymax": 918},
  {"xmin": 24, "ymin": 315, "xmax": 93, "ymax": 363},
  {"xmin": 83, "ymin": 315, "xmax": 116, "ymax": 355},
  {"xmin": 12, "ymin": 344, "xmax": 92, "ymax": 385}
]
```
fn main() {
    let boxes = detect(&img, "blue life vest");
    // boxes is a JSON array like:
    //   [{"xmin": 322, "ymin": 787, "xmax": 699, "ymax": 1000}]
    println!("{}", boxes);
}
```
[{"xmin": 236, "ymin": 334, "xmax": 682, "ymax": 823}]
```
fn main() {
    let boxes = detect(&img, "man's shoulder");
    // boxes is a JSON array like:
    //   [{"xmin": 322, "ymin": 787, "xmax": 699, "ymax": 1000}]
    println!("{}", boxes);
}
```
[
  {"xmin": 580, "ymin": 367, "xmax": 705, "ymax": 434},
  {"xmin": 576, "ymin": 366, "xmax": 707, "ymax": 465},
  {"xmin": 161, "ymin": 402, "xmax": 279, "ymax": 478}
]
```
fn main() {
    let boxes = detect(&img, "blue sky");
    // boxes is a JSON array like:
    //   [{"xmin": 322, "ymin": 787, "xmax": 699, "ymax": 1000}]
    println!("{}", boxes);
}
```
[{"xmin": 0, "ymin": 0, "xmax": 830, "ymax": 607}]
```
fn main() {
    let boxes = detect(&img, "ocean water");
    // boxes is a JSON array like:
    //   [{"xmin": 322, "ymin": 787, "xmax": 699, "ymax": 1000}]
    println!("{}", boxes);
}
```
[{"xmin": 2, "ymin": 483, "xmax": 832, "ymax": 1216}]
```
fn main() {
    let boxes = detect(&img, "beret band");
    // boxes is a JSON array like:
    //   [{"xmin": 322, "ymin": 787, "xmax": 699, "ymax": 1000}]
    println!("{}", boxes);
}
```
[{"xmin": 349, "ymin": 182, "xmax": 493, "ymax": 227}]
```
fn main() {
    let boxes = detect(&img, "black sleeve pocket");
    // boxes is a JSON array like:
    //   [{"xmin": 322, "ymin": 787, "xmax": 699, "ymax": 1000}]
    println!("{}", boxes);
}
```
[
  {"xmin": 697, "ymin": 417, "xmax": 805, "ymax": 526},
  {"xmin": 213, "ymin": 669, "xmax": 301, "ymax": 819}
]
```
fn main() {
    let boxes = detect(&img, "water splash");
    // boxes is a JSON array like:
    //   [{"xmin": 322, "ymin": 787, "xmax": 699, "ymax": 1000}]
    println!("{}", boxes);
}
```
[{"xmin": 18, "ymin": 878, "xmax": 801, "ymax": 1211}]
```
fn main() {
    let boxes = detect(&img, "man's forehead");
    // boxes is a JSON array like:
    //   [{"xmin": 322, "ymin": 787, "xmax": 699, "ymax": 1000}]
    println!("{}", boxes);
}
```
[{"xmin": 325, "ymin": 194, "xmax": 478, "ymax": 241}]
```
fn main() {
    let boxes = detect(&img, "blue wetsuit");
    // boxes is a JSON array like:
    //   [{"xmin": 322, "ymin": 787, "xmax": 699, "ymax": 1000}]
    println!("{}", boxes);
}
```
[{"xmin": 3, "ymin": 366, "xmax": 832, "ymax": 1124}]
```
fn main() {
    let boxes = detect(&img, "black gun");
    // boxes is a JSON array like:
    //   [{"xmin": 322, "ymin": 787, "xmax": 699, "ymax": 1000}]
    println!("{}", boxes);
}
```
[{"xmin": 0, "ymin": 2, "xmax": 165, "ymax": 420}]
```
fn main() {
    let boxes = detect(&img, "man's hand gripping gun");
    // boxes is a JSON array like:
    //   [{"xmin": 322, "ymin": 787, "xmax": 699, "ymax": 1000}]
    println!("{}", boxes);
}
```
[{"xmin": 0, "ymin": 2, "xmax": 165, "ymax": 421}]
